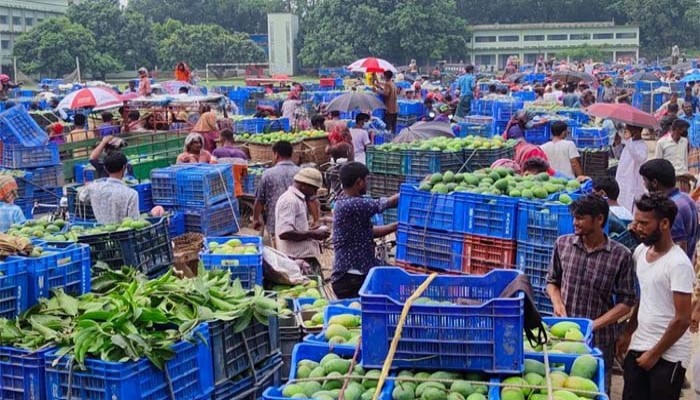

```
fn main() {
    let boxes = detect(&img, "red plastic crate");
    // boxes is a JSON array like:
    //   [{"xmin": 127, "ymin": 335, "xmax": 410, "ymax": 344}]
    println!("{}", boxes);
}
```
[
  {"xmin": 462, "ymin": 234, "xmax": 516, "ymax": 274},
  {"xmin": 319, "ymin": 78, "xmax": 335, "ymax": 87}
]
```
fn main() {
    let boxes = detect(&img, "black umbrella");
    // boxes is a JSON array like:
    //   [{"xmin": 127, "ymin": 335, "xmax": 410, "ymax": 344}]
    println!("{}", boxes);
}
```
[
  {"xmin": 629, "ymin": 72, "xmax": 660, "ymax": 82},
  {"xmin": 551, "ymin": 71, "xmax": 596, "ymax": 83},
  {"xmin": 325, "ymin": 92, "xmax": 386, "ymax": 112},
  {"xmin": 506, "ymin": 72, "xmax": 527, "ymax": 83},
  {"xmin": 392, "ymin": 121, "xmax": 455, "ymax": 143}
]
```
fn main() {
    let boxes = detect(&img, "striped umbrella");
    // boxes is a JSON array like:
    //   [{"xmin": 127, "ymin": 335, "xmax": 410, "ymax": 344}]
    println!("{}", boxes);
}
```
[
  {"xmin": 347, "ymin": 57, "xmax": 397, "ymax": 73},
  {"xmin": 56, "ymin": 87, "xmax": 124, "ymax": 110}
]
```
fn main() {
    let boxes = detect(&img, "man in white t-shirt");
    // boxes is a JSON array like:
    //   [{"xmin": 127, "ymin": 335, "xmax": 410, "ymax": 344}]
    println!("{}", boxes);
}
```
[
  {"xmin": 654, "ymin": 119, "xmax": 690, "ymax": 176},
  {"xmin": 539, "ymin": 121, "xmax": 582, "ymax": 178},
  {"xmin": 617, "ymin": 193, "xmax": 693, "ymax": 400},
  {"xmin": 349, "ymin": 113, "xmax": 371, "ymax": 165}
]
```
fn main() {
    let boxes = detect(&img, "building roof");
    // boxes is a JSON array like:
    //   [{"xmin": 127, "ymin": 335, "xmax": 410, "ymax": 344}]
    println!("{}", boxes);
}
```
[
  {"xmin": 471, "ymin": 21, "xmax": 638, "ymax": 31},
  {"xmin": 3, "ymin": 0, "xmax": 70, "ymax": 14}
]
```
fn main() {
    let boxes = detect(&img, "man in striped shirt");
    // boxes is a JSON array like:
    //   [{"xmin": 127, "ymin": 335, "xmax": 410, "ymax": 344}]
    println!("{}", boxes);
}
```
[{"xmin": 546, "ymin": 194, "xmax": 638, "ymax": 395}]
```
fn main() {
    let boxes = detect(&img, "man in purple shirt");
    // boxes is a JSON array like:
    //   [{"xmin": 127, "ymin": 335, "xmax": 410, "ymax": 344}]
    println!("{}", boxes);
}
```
[
  {"xmin": 640, "ymin": 159, "xmax": 698, "ymax": 261},
  {"xmin": 212, "ymin": 129, "xmax": 248, "ymax": 160}
]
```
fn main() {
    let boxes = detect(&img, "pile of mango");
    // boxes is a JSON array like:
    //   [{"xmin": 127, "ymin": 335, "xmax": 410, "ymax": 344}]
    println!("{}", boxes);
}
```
[
  {"xmin": 281, "ymin": 353, "xmax": 383, "ymax": 400},
  {"xmin": 501, "ymin": 355, "xmax": 599, "ymax": 400},
  {"xmin": 271, "ymin": 280, "xmax": 323, "ymax": 299},
  {"xmin": 524, "ymin": 321, "xmax": 591, "ymax": 355},
  {"xmin": 6, "ymin": 218, "xmax": 66, "ymax": 241},
  {"xmin": 324, "ymin": 313, "xmax": 361, "ymax": 346},
  {"xmin": 391, "ymin": 371, "xmax": 491, "ymax": 400}
]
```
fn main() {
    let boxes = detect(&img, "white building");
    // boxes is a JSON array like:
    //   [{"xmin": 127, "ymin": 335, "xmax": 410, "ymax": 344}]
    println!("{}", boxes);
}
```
[{"xmin": 468, "ymin": 21, "xmax": 640, "ymax": 69}]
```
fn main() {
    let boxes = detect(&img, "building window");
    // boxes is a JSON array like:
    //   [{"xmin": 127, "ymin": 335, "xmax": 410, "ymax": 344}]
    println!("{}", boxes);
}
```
[
  {"xmin": 616, "ymin": 32, "xmax": 637, "ymax": 39},
  {"xmin": 0, "ymin": 16, "xmax": 7, "ymax": 24},
  {"xmin": 547, "ymin": 34, "xmax": 568, "ymax": 41},
  {"xmin": 499, "ymin": 35, "xmax": 519, "ymax": 42},
  {"xmin": 25, "ymin": 17, "xmax": 32, "ymax": 26},
  {"xmin": 12, "ymin": 16, "xmax": 21, "ymax": 26},
  {"xmin": 570, "ymin": 33, "xmax": 590, "ymax": 40},
  {"xmin": 593, "ymin": 33, "xmax": 614, "ymax": 40},
  {"xmin": 523, "ymin": 35, "xmax": 545, "ymax": 42},
  {"xmin": 37, "ymin": 18, "xmax": 43, "ymax": 24},
  {"xmin": 474, "ymin": 36, "xmax": 497, "ymax": 43},
  {"xmin": 474, "ymin": 54, "xmax": 495, "ymax": 65},
  {"xmin": 1, "ymin": 40, "xmax": 10, "ymax": 50}
]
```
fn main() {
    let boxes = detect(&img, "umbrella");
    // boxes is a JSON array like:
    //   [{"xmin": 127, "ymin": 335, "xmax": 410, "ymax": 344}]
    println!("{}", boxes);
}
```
[
  {"xmin": 680, "ymin": 73, "xmax": 700, "ymax": 83},
  {"xmin": 629, "ymin": 72, "xmax": 659, "ymax": 82},
  {"xmin": 120, "ymin": 92, "xmax": 139, "ymax": 101},
  {"xmin": 347, "ymin": 57, "xmax": 397, "ymax": 73},
  {"xmin": 392, "ymin": 121, "xmax": 455, "ymax": 143},
  {"xmin": 158, "ymin": 80, "xmax": 204, "ymax": 95},
  {"xmin": 325, "ymin": 92, "xmax": 385, "ymax": 112},
  {"xmin": 551, "ymin": 71, "xmax": 595, "ymax": 83},
  {"xmin": 506, "ymin": 72, "xmax": 527, "ymax": 83},
  {"xmin": 56, "ymin": 87, "xmax": 123, "ymax": 110},
  {"xmin": 584, "ymin": 103, "xmax": 659, "ymax": 130},
  {"xmin": 686, "ymin": 69, "xmax": 700, "ymax": 75}
]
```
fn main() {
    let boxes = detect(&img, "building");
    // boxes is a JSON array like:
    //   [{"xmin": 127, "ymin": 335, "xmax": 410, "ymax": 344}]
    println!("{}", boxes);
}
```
[
  {"xmin": 1, "ymin": 0, "xmax": 71, "ymax": 69},
  {"xmin": 468, "ymin": 21, "xmax": 640, "ymax": 70},
  {"xmin": 267, "ymin": 13, "xmax": 298, "ymax": 76}
]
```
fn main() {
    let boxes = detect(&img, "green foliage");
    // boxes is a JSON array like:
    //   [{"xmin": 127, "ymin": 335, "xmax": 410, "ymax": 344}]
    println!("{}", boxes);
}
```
[
  {"xmin": 558, "ymin": 45, "xmax": 610, "ymax": 63},
  {"xmin": 157, "ymin": 23, "xmax": 266, "ymax": 68},
  {"xmin": 12, "ymin": 18, "xmax": 97, "ymax": 76}
]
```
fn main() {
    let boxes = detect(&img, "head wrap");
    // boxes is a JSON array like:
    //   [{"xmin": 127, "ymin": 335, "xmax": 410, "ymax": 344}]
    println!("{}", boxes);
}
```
[
  {"xmin": 0, "ymin": 176, "xmax": 19, "ymax": 203},
  {"xmin": 184, "ymin": 133, "xmax": 204, "ymax": 152}
]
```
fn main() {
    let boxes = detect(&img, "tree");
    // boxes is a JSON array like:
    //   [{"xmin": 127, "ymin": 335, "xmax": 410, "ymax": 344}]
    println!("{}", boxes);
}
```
[
  {"xmin": 88, "ymin": 53, "xmax": 124, "ymax": 80},
  {"xmin": 13, "ymin": 18, "xmax": 98, "ymax": 76},
  {"xmin": 157, "ymin": 23, "xmax": 266, "ymax": 68},
  {"xmin": 559, "ymin": 45, "xmax": 609, "ymax": 63},
  {"xmin": 390, "ymin": 0, "xmax": 469, "ymax": 64}
]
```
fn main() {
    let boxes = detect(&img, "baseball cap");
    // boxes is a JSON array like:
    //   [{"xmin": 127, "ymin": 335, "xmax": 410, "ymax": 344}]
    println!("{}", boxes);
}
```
[{"xmin": 294, "ymin": 168, "xmax": 323, "ymax": 188}]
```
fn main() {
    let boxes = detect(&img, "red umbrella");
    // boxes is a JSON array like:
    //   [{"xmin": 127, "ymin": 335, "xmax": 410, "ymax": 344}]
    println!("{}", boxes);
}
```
[
  {"xmin": 584, "ymin": 103, "xmax": 660, "ymax": 130},
  {"xmin": 56, "ymin": 87, "xmax": 124, "ymax": 110},
  {"xmin": 347, "ymin": 57, "xmax": 397, "ymax": 73}
]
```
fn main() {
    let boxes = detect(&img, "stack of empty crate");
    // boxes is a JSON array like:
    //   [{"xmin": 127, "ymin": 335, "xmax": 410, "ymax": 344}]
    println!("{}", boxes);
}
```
[
  {"xmin": 151, "ymin": 164, "xmax": 239, "ymax": 236},
  {"xmin": 0, "ymin": 105, "xmax": 63, "ymax": 218}
]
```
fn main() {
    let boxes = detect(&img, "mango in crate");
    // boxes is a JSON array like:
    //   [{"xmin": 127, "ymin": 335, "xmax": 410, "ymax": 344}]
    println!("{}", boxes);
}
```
[
  {"xmin": 209, "ymin": 239, "xmax": 258, "ymax": 255},
  {"xmin": 387, "ymin": 370, "xmax": 490, "ymax": 400},
  {"xmin": 501, "ymin": 354, "xmax": 599, "ymax": 400}
]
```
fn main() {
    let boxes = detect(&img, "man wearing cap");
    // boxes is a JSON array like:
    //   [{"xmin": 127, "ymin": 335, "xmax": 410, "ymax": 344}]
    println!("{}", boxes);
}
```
[
  {"xmin": 0, "ymin": 176, "xmax": 27, "ymax": 232},
  {"xmin": 275, "ymin": 168, "xmax": 330, "ymax": 273},
  {"xmin": 0, "ymin": 74, "xmax": 21, "ymax": 101}
]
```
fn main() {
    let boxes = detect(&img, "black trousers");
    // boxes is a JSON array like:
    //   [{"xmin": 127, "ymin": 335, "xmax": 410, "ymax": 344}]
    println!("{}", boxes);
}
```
[
  {"xmin": 331, "ymin": 273, "xmax": 367, "ymax": 299},
  {"xmin": 383, "ymin": 113, "xmax": 397, "ymax": 134},
  {"xmin": 622, "ymin": 350, "xmax": 686, "ymax": 400}
]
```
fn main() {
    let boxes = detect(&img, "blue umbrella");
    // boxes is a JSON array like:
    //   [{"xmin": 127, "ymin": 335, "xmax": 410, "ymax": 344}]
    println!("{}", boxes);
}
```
[{"xmin": 680, "ymin": 73, "xmax": 700, "ymax": 83}]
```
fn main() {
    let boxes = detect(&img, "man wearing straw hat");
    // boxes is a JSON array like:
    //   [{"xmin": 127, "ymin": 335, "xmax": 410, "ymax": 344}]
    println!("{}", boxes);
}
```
[
  {"xmin": 0, "ymin": 176, "xmax": 27, "ymax": 232},
  {"xmin": 275, "ymin": 168, "xmax": 330, "ymax": 275}
]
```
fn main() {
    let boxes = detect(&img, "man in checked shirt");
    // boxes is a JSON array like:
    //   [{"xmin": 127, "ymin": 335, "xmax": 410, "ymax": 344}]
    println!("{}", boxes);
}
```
[{"xmin": 546, "ymin": 194, "xmax": 638, "ymax": 396}]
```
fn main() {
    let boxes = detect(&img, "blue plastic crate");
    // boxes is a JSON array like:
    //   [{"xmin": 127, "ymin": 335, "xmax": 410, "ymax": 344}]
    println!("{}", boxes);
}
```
[
  {"xmin": 517, "ymin": 200, "xmax": 574, "ymax": 245},
  {"xmin": 511, "ymin": 91, "xmax": 536, "ymax": 101},
  {"xmin": 360, "ymin": 267, "xmax": 524, "ymax": 373},
  {"xmin": 0, "ymin": 105, "xmax": 49, "ymax": 146},
  {"xmin": 492, "ymin": 100, "xmax": 523, "ymax": 120},
  {"xmin": 395, "ymin": 225, "xmax": 465, "ymax": 272},
  {"xmin": 471, "ymin": 99, "xmax": 494, "ymax": 116},
  {"xmin": 557, "ymin": 110, "xmax": 590, "ymax": 124},
  {"xmin": 210, "ymin": 354, "xmax": 282, "ymax": 400},
  {"xmin": 45, "ymin": 323, "xmax": 214, "ymax": 400},
  {"xmin": 493, "ymin": 120, "xmax": 509, "ymax": 137},
  {"xmin": 1, "ymin": 143, "xmax": 60, "ymax": 169},
  {"xmin": 150, "ymin": 165, "xmax": 194, "ymax": 206},
  {"xmin": 464, "ymin": 192, "xmax": 519, "ymax": 239},
  {"xmin": 178, "ymin": 199, "xmax": 240, "ymax": 236},
  {"xmin": 398, "ymin": 101, "xmax": 424, "ymax": 117},
  {"xmin": 19, "ymin": 243, "xmax": 91, "ymax": 308},
  {"xmin": 689, "ymin": 117, "xmax": 700, "ymax": 148},
  {"xmin": 0, "ymin": 170, "xmax": 33, "ymax": 199},
  {"xmin": 519, "ymin": 352, "xmax": 605, "ymax": 398},
  {"xmin": 200, "ymin": 236, "xmax": 263, "ymax": 289},
  {"xmin": 515, "ymin": 241, "xmax": 553, "ymax": 290},
  {"xmin": 398, "ymin": 184, "xmax": 469, "ymax": 233},
  {"xmin": 14, "ymin": 198, "xmax": 33, "ymax": 220},
  {"xmin": 401, "ymin": 149, "xmax": 464, "ymax": 176},
  {"xmin": 32, "ymin": 186, "xmax": 62, "ymax": 206},
  {"xmin": 25, "ymin": 164, "xmax": 64, "ymax": 187},
  {"xmin": 209, "ymin": 315, "xmax": 279, "ymax": 386},
  {"xmin": 525, "ymin": 123, "xmax": 551, "ymax": 145},
  {"xmin": 0, "ymin": 259, "xmax": 29, "ymax": 319},
  {"xmin": 168, "ymin": 212, "xmax": 185, "ymax": 238},
  {"xmin": 458, "ymin": 121, "xmax": 495, "ymax": 138},
  {"xmin": 0, "ymin": 345, "xmax": 54, "ymax": 400},
  {"xmin": 382, "ymin": 208, "xmax": 397, "ymax": 225},
  {"xmin": 572, "ymin": 126, "xmax": 609, "ymax": 149},
  {"xmin": 177, "ymin": 164, "xmax": 234, "ymax": 207},
  {"xmin": 132, "ymin": 182, "xmax": 154, "ymax": 213}
]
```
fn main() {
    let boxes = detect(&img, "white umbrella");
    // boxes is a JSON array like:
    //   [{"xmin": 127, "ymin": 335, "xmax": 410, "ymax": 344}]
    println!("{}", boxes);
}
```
[
  {"xmin": 347, "ymin": 57, "xmax": 397, "ymax": 73},
  {"xmin": 56, "ymin": 87, "xmax": 123, "ymax": 111}
]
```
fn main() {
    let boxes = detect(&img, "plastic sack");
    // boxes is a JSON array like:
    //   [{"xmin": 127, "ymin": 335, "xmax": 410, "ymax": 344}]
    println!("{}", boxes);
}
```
[{"xmin": 262, "ymin": 246, "xmax": 308, "ymax": 285}]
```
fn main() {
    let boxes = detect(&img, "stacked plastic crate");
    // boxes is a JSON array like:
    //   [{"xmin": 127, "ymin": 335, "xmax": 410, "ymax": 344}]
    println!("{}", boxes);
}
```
[
  {"xmin": 396, "ymin": 182, "xmax": 518, "ymax": 274},
  {"xmin": 0, "ymin": 105, "xmax": 63, "ymax": 218},
  {"xmin": 571, "ymin": 125, "xmax": 610, "ymax": 178},
  {"xmin": 492, "ymin": 98, "xmax": 524, "ymax": 139},
  {"xmin": 396, "ymin": 100, "xmax": 423, "ymax": 131},
  {"xmin": 151, "ymin": 164, "xmax": 239, "ymax": 236}
]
